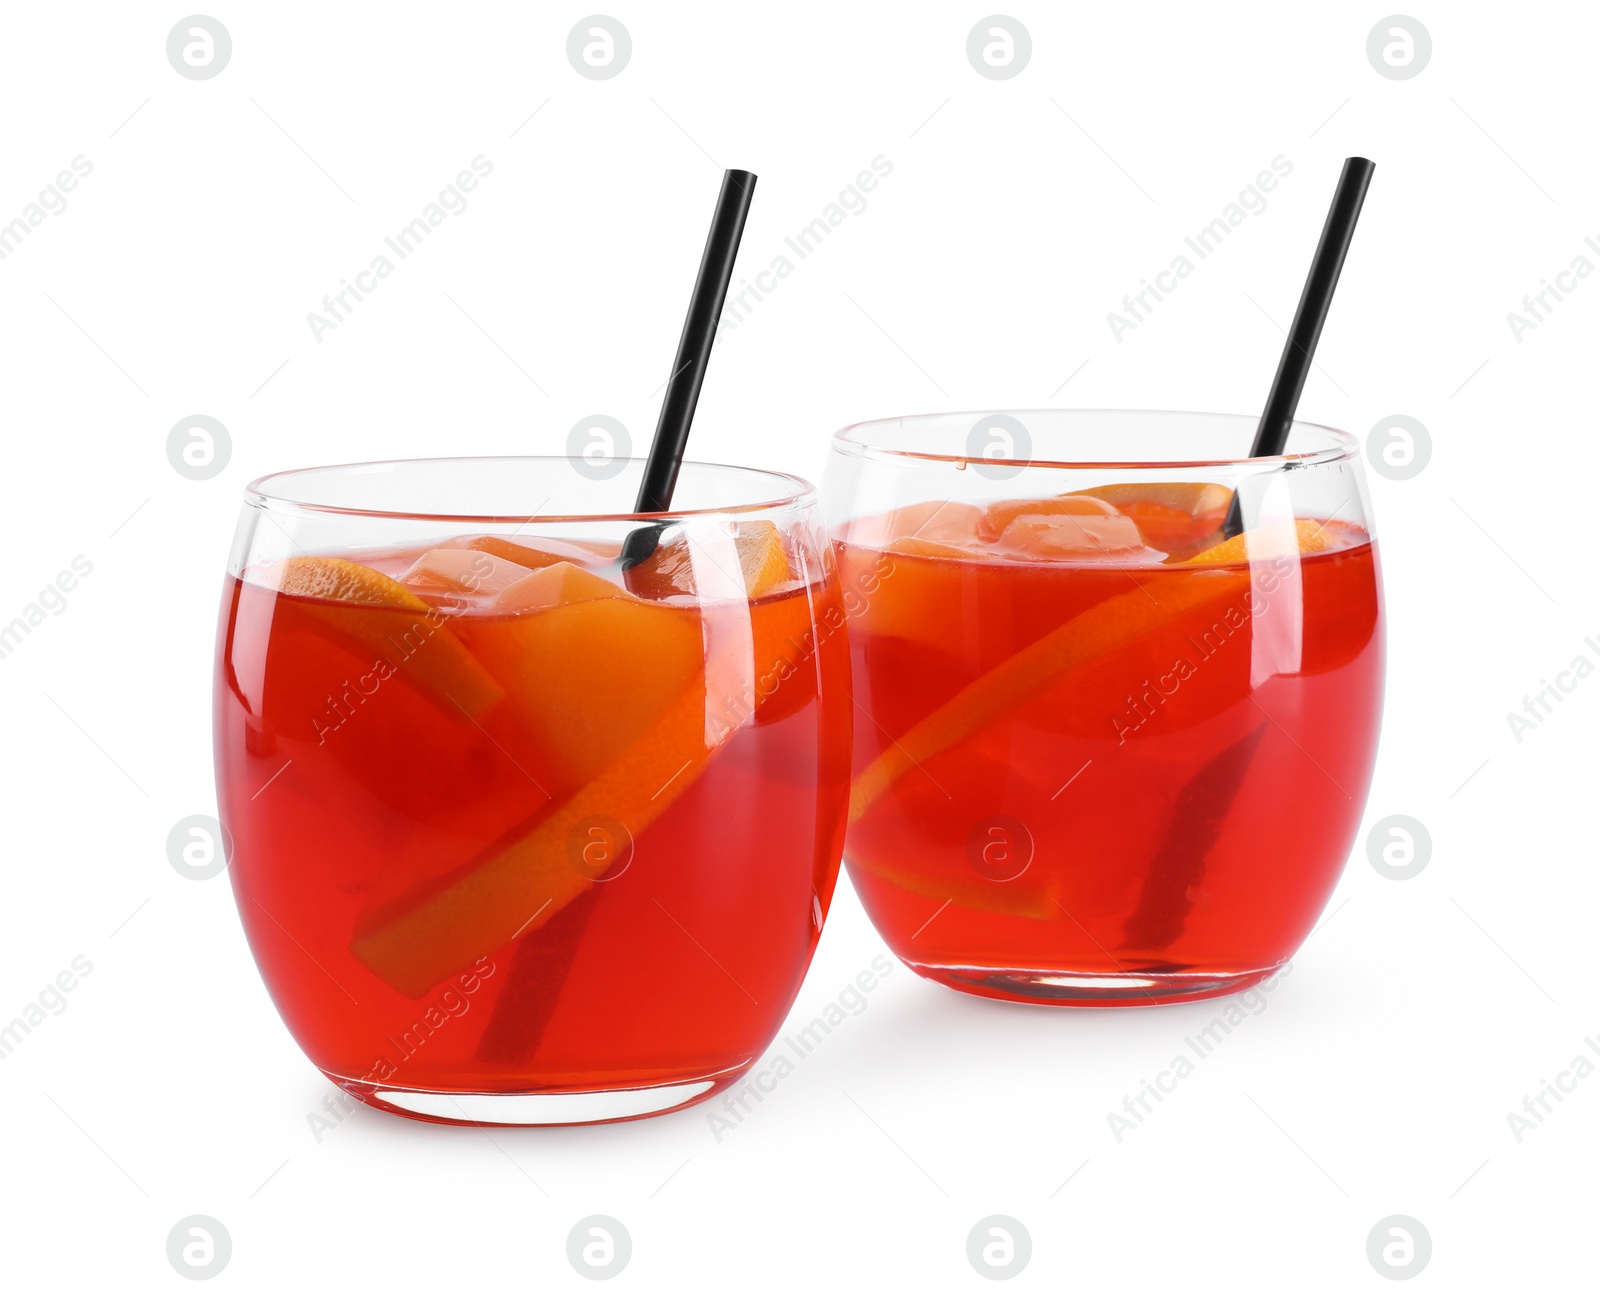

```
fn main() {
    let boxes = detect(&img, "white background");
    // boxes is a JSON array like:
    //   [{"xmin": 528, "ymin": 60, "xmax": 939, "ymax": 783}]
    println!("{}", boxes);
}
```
[{"xmin": 1, "ymin": 2, "xmax": 1595, "ymax": 1290}]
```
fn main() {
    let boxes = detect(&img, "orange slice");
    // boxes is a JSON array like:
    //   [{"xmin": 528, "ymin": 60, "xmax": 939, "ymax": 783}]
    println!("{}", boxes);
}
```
[
  {"xmin": 349, "ymin": 584, "xmax": 819, "ymax": 996},
  {"xmin": 737, "ymin": 521, "xmax": 792, "ymax": 596},
  {"xmin": 624, "ymin": 520, "xmax": 795, "ymax": 600},
  {"xmin": 469, "ymin": 585, "xmax": 705, "ymax": 789},
  {"xmin": 1070, "ymin": 481, "xmax": 1234, "ymax": 521},
  {"xmin": 1184, "ymin": 517, "xmax": 1338, "ymax": 566},
  {"xmin": 263, "ymin": 556, "xmax": 502, "ymax": 716},
  {"xmin": 350, "ymin": 680, "xmax": 711, "ymax": 996},
  {"xmin": 1070, "ymin": 482, "xmax": 1234, "ymax": 557},
  {"xmin": 846, "ymin": 520, "xmax": 1337, "ymax": 822},
  {"xmin": 273, "ymin": 555, "xmax": 428, "ymax": 608}
]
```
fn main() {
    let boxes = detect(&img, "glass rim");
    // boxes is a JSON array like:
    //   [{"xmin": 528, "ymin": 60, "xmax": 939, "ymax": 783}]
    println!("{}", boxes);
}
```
[
  {"xmin": 244, "ymin": 455, "xmax": 817, "ymax": 524},
  {"xmin": 831, "ymin": 408, "xmax": 1361, "ymax": 471}
]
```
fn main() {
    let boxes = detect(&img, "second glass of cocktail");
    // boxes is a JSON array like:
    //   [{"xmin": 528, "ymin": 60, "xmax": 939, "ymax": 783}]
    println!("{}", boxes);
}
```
[{"xmin": 825, "ymin": 410, "xmax": 1383, "ymax": 1005}]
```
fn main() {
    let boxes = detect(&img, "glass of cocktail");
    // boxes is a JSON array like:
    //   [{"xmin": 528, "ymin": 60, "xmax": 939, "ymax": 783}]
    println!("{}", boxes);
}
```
[
  {"xmin": 825, "ymin": 410, "xmax": 1383, "ymax": 1005},
  {"xmin": 215, "ymin": 456, "xmax": 851, "ymax": 1123}
]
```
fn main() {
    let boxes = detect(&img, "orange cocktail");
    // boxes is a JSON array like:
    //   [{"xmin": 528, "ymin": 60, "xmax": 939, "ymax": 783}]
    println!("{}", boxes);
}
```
[
  {"xmin": 215, "ymin": 459, "xmax": 850, "ymax": 1123},
  {"xmin": 826, "ymin": 411, "xmax": 1384, "ymax": 1005}
]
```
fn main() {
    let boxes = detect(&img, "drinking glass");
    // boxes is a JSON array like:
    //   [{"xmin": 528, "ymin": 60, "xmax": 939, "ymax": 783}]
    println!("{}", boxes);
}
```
[
  {"xmin": 215, "ymin": 457, "xmax": 851, "ymax": 1123},
  {"xmin": 823, "ymin": 411, "xmax": 1384, "ymax": 1005}
]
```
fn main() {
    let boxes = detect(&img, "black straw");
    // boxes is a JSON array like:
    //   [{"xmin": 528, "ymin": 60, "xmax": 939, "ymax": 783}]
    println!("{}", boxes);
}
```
[
  {"xmin": 1223, "ymin": 156, "xmax": 1374, "ymax": 537},
  {"xmin": 475, "ymin": 169, "xmax": 758, "ymax": 1066},
  {"xmin": 619, "ymin": 168, "xmax": 757, "ymax": 568}
]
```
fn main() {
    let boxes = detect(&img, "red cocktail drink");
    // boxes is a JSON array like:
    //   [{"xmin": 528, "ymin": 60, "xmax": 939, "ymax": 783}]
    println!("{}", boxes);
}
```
[
  {"xmin": 215, "ymin": 459, "xmax": 850, "ymax": 1122},
  {"xmin": 825, "ymin": 412, "xmax": 1384, "ymax": 1005}
]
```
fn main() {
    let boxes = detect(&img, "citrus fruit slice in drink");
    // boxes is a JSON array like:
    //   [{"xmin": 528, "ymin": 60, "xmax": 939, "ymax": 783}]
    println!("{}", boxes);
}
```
[
  {"xmin": 1069, "ymin": 481, "xmax": 1234, "ymax": 558},
  {"xmin": 274, "ymin": 555, "xmax": 429, "ymax": 607},
  {"xmin": 835, "ymin": 501, "xmax": 993, "ymax": 650},
  {"xmin": 846, "ymin": 519, "xmax": 1342, "ymax": 822},
  {"xmin": 1185, "ymin": 517, "xmax": 1341, "ymax": 566},
  {"xmin": 264, "ymin": 556, "xmax": 503, "ymax": 716},
  {"xmin": 735, "ymin": 521, "xmax": 793, "ymax": 595},
  {"xmin": 349, "ymin": 582, "xmax": 820, "ymax": 997},
  {"xmin": 468, "ymin": 576, "xmax": 706, "ymax": 791},
  {"xmin": 623, "ymin": 520, "xmax": 795, "ymax": 600}
]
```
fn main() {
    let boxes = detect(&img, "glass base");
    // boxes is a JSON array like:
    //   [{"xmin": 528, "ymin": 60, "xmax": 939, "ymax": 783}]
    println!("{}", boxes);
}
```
[
  {"xmin": 906, "ymin": 961, "xmax": 1281, "ymax": 1006},
  {"xmin": 326, "ymin": 1064, "xmax": 745, "ymax": 1126}
]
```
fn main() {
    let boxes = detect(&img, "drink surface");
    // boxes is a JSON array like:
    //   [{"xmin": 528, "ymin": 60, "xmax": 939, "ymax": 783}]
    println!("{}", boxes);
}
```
[
  {"xmin": 836, "ymin": 486, "xmax": 1383, "ymax": 999},
  {"xmin": 215, "ymin": 526, "xmax": 851, "ymax": 1098}
]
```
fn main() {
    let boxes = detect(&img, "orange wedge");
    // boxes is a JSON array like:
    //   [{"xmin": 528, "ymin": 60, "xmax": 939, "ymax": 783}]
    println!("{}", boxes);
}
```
[
  {"xmin": 846, "ymin": 519, "xmax": 1341, "ymax": 822},
  {"xmin": 624, "ymin": 520, "xmax": 794, "ymax": 600},
  {"xmin": 273, "ymin": 555, "xmax": 428, "ymax": 608},
  {"xmin": 1070, "ymin": 481, "xmax": 1234, "ymax": 521},
  {"xmin": 350, "ymin": 679, "xmax": 713, "ymax": 996},
  {"xmin": 1070, "ymin": 482, "xmax": 1234, "ymax": 557},
  {"xmin": 469, "ymin": 584, "xmax": 705, "ymax": 789},
  {"xmin": 1184, "ymin": 517, "xmax": 1337, "ymax": 566},
  {"xmin": 737, "ymin": 521, "xmax": 793, "ymax": 596},
  {"xmin": 264, "ymin": 556, "xmax": 502, "ymax": 716},
  {"xmin": 349, "ymin": 584, "xmax": 819, "ymax": 996}
]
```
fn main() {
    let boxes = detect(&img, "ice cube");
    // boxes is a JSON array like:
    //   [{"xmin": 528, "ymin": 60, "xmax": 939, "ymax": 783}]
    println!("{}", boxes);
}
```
[
  {"xmin": 496, "ymin": 561, "xmax": 631, "ymax": 613},
  {"xmin": 851, "ymin": 499, "xmax": 985, "ymax": 550},
  {"xmin": 979, "ymin": 493, "xmax": 1124, "ymax": 539},
  {"xmin": 458, "ymin": 534, "xmax": 619, "ymax": 569},
  {"xmin": 992, "ymin": 510, "xmax": 1150, "ymax": 558},
  {"xmin": 400, "ymin": 549, "xmax": 533, "ymax": 598}
]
